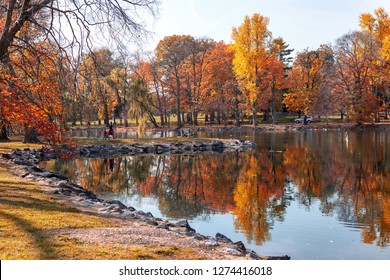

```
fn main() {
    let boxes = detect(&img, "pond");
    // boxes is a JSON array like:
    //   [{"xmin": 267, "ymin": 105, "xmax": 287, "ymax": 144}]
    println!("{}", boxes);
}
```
[{"xmin": 41, "ymin": 129, "xmax": 390, "ymax": 260}]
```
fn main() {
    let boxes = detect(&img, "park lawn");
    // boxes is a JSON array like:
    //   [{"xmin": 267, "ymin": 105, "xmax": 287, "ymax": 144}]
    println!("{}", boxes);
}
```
[
  {"xmin": 0, "ymin": 137, "xmax": 42, "ymax": 154},
  {"xmin": 0, "ymin": 141, "xmax": 202, "ymax": 260}
]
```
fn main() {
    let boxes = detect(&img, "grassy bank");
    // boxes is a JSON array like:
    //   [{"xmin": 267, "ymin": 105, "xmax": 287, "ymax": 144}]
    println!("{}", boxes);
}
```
[{"xmin": 0, "ymin": 141, "xmax": 203, "ymax": 260}]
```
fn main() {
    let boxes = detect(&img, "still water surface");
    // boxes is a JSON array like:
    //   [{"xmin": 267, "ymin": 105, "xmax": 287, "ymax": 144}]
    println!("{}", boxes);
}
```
[{"xmin": 41, "ymin": 130, "xmax": 390, "ymax": 259}]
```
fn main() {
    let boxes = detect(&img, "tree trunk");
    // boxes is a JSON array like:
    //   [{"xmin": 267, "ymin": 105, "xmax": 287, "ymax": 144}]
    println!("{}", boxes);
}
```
[
  {"xmin": 0, "ymin": 122, "xmax": 9, "ymax": 141},
  {"xmin": 223, "ymin": 111, "xmax": 227, "ymax": 126},
  {"xmin": 210, "ymin": 111, "xmax": 215, "ymax": 123},
  {"xmin": 186, "ymin": 112, "xmax": 192, "ymax": 124},
  {"xmin": 234, "ymin": 89, "xmax": 240, "ymax": 127},
  {"xmin": 270, "ymin": 87, "xmax": 276, "ymax": 124},
  {"xmin": 104, "ymin": 103, "xmax": 109, "ymax": 126},
  {"xmin": 193, "ymin": 111, "xmax": 198, "ymax": 126},
  {"xmin": 23, "ymin": 126, "xmax": 41, "ymax": 144},
  {"xmin": 124, "ymin": 111, "xmax": 129, "ymax": 127},
  {"xmin": 148, "ymin": 113, "xmax": 160, "ymax": 128},
  {"xmin": 252, "ymin": 104, "xmax": 257, "ymax": 126},
  {"xmin": 182, "ymin": 113, "xmax": 186, "ymax": 124},
  {"xmin": 217, "ymin": 108, "xmax": 221, "ymax": 125},
  {"xmin": 176, "ymin": 77, "xmax": 182, "ymax": 128}
]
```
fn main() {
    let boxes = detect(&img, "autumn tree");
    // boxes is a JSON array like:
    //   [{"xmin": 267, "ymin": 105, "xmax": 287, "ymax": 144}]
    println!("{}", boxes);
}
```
[
  {"xmin": 106, "ymin": 66, "xmax": 131, "ymax": 126},
  {"xmin": 0, "ymin": 18, "xmax": 66, "ymax": 143},
  {"xmin": 0, "ymin": 0, "xmax": 159, "ymax": 142},
  {"xmin": 155, "ymin": 35, "xmax": 194, "ymax": 128},
  {"xmin": 231, "ymin": 14, "xmax": 288, "ymax": 125},
  {"xmin": 333, "ymin": 31, "xmax": 382, "ymax": 124},
  {"xmin": 203, "ymin": 41, "xmax": 239, "ymax": 126},
  {"xmin": 79, "ymin": 49, "xmax": 118, "ymax": 125},
  {"xmin": 263, "ymin": 38, "xmax": 293, "ymax": 123},
  {"xmin": 360, "ymin": 7, "xmax": 390, "ymax": 119},
  {"xmin": 284, "ymin": 45, "xmax": 335, "ymax": 120},
  {"xmin": 257, "ymin": 50, "xmax": 285, "ymax": 124},
  {"xmin": 181, "ymin": 38, "xmax": 215, "ymax": 125},
  {"xmin": 231, "ymin": 14, "xmax": 272, "ymax": 125},
  {"xmin": 148, "ymin": 56, "xmax": 170, "ymax": 126}
]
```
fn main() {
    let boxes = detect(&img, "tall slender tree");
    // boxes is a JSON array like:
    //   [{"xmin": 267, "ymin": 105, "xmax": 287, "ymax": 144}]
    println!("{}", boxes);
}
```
[{"xmin": 155, "ymin": 35, "xmax": 194, "ymax": 128}]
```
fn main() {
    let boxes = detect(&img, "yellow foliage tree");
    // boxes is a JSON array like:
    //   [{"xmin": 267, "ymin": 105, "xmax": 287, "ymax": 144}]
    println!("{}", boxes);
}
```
[
  {"xmin": 360, "ymin": 7, "xmax": 390, "ymax": 117},
  {"xmin": 231, "ymin": 13, "xmax": 271, "ymax": 125}
]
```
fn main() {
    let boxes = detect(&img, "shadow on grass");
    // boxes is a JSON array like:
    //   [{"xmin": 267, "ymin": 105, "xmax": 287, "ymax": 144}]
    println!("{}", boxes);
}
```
[
  {"xmin": 0, "ymin": 210, "xmax": 58, "ymax": 259},
  {"xmin": 0, "ymin": 177, "xmax": 82, "ymax": 259},
  {"xmin": 0, "ymin": 180, "xmax": 79, "ymax": 214}
]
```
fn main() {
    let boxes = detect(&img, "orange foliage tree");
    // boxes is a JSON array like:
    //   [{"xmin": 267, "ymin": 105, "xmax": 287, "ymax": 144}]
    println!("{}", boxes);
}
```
[
  {"xmin": 231, "ymin": 14, "xmax": 289, "ymax": 125},
  {"xmin": 155, "ymin": 35, "xmax": 195, "ymax": 128},
  {"xmin": 202, "ymin": 41, "xmax": 239, "ymax": 125},
  {"xmin": 0, "ymin": 20, "xmax": 67, "ymax": 143},
  {"xmin": 333, "ymin": 31, "xmax": 383, "ymax": 124},
  {"xmin": 284, "ymin": 45, "xmax": 335, "ymax": 120},
  {"xmin": 360, "ymin": 7, "xmax": 390, "ymax": 119}
]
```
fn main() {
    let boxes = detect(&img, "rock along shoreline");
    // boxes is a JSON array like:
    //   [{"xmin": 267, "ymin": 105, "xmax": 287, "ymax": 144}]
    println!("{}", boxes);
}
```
[{"xmin": 1, "ymin": 139, "xmax": 290, "ymax": 260}]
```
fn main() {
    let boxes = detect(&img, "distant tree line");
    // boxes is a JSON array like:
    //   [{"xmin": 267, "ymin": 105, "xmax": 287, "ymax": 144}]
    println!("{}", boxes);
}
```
[{"xmin": 1, "ymin": 2, "xmax": 390, "ymax": 143}]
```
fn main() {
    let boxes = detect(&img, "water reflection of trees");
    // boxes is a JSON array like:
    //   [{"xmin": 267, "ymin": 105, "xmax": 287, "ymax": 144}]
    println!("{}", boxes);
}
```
[
  {"xmin": 284, "ymin": 131, "xmax": 390, "ymax": 247},
  {"xmin": 41, "ymin": 131, "xmax": 390, "ymax": 248},
  {"xmin": 157, "ymin": 153, "xmax": 243, "ymax": 219}
]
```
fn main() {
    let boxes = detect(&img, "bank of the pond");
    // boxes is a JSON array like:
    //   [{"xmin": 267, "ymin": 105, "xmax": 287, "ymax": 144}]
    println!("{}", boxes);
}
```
[
  {"xmin": 70, "ymin": 121, "xmax": 390, "ymax": 139},
  {"xmin": 0, "ymin": 139, "xmax": 290, "ymax": 260}
]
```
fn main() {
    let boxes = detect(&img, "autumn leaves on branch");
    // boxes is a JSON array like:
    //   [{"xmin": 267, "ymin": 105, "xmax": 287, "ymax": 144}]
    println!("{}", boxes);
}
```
[{"xmin": 0, "ymin": 0, "xmax": 159, "ymax": 143}]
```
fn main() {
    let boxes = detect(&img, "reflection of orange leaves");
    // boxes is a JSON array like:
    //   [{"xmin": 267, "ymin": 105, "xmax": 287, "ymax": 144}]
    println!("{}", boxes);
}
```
[
  {"xmin": 167, "ymin": 154, "xmax": 238, "ymax": 212},
  {"xmin": 139, "ymin": 176, "xmax": 161, "ymax": 196},
  {"xmin": 284, "ymin": 147, "xmax": 322, "ymax": 196},
  {"xmin": 362, "ymin": 226, "xmax": 377, "ymax": 244}
]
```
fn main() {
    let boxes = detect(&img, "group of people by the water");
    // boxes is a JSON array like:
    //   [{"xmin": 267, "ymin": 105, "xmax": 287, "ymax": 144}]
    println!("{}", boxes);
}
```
[{"xmin": 103, "ymin": 122, "xmax": 114, "ymax": 139}]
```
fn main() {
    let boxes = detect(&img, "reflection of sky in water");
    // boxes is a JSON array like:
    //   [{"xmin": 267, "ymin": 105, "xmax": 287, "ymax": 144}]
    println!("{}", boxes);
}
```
[{"xmin": 264, "ymin": 195, "xmax": 386, "ymax": 259}]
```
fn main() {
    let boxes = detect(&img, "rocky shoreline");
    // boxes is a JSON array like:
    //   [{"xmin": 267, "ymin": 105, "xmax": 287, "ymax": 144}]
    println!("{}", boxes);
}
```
[
  {"xmin": 1, "ymin": 139, "xmax": 290, "ymax": 260},
  {"xmin": 11, "ymin": 139, "xmax": 255, "ymax": 162}
]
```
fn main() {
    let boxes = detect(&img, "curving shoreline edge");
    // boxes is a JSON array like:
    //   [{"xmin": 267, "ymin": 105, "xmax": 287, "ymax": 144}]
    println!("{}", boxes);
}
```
[{"xmin": 1, "ymin": 139, "xmax": 291, "ymax": 260}]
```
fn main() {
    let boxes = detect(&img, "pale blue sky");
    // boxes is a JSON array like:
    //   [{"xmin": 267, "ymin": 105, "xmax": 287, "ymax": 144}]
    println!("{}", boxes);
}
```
[{"xmin": 148, "ymin": 0, "xmax": 390, "ymax": 54}]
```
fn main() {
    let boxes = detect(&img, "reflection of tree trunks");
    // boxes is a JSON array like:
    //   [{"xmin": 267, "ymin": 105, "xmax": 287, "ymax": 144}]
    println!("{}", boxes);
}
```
[
  {"xmin": 176, "ymin": 155, "xmax": 181, "ymax": 201},
  {"xmin": 97, "ymin": 159, "xmax": 106, "ymax": 191},
  {"xmin": 193, "ymin": 158, "xmax": 198, "ymax": 203},
  {"xmin": 153, "ymin": 156, "xmax": 163, "ymax": 193},
  {"xmin": 123, "ymin": 158, "xmax": 131, "ymax": 193},
  {"xmin": 115, "ymin": 158, "xmax": 122, "ymax": 174},
  {"xmin": 197, "ymin": 157, "xmax": 206, "ymax": 203},
  {"xmin": 187, "ymin": 156, "xmax": 194, "ymax": 201}
]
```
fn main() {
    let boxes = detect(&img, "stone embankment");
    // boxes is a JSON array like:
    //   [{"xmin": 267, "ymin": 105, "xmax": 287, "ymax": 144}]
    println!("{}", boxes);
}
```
[
  {"xmin": 1, "ymin": 139, "xmax": 290, "ymax": 260},
  {"xmin": 10, "ymin": 139, "xmax": 255, "ymax": 162}
]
